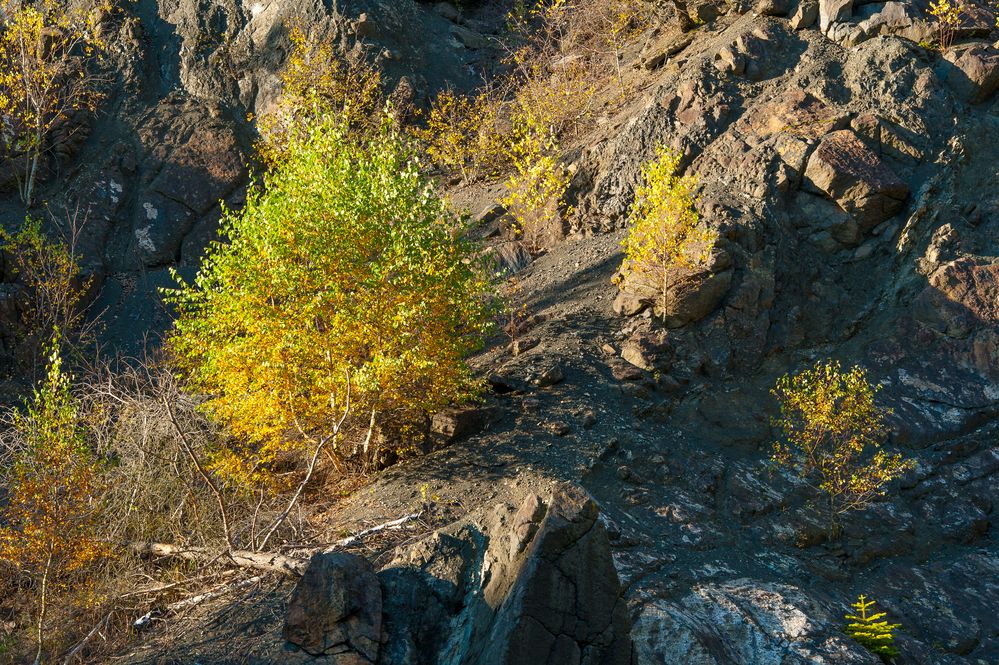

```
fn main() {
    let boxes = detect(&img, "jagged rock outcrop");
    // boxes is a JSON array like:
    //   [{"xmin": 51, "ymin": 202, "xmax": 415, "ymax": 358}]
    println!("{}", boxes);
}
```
[
  {"xmin": 276, "ymin": 486, "xmax": 632, "ymax": 665},
  {"xmin": 285, "ymin": 553, "xmax": 384, "ymax": 663}
]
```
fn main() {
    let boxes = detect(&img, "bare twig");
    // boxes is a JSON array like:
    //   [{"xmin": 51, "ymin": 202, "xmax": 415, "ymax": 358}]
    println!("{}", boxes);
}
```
[{"xmin": 255, "ymin": 372, "xmax": 352, "ymax": 552}]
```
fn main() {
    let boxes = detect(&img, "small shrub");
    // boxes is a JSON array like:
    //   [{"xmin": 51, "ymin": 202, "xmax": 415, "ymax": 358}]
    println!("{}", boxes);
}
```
[
  {"xmin": 0, "ymin": 340, "xmax": 110, "ymax": 663},
  {"xmin": 771, "ymin": 360, "xmax": 914, "ymax": 536},
  {"xmin": 620, "ymin": 146, "xmax": 717, "ymax": 321},
  {"xmin": 414, "ymin": 88, "xmax": 504, "ymax": 183},
  {"xmin": 500, "ymin": 276, "xmax": 530, "ymax": 355},
  {"xmin": 501, "ymin": 126, "xmax": 571, "ymax": 254},
  {"xmin": 927, "ymin": 0, "xmax": 963, "ymax": 50},
  {"xmin": 0, "ymin": 215, "xmax": 95, "ymax": 374},
  {"xmin": 845, "ymin": 594, "xmax": 902, "ymax": 657}
]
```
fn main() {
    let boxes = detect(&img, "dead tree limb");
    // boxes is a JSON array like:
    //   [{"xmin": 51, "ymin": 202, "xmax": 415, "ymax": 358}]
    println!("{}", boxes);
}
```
[
  {"xmin": 326, "ymin": 512, "xmax": 422, "ymax": 551},
  {"xmin": 132, "ymin": 575, "xmax": 264, "ymax": 630},
  {"xmin": 130, "ymin": 542, "xmax": 307, "ymax": 577}
]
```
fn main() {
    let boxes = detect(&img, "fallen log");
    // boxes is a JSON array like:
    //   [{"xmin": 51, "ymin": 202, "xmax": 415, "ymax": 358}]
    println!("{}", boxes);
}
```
[
  {"xmin": 130, "ymin": 512, "xmax": 425, "ymax": 578},
  {"xmin": 130, "ymin": 543, "xmax": 308, "ymax": 577}
]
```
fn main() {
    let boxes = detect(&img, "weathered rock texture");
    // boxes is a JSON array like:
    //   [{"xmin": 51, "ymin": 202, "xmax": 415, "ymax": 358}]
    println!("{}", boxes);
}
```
[
  {"xmin": 268, "ymin": 485, "xmax": 632, "ymax": 665},
  {"xmin": 7, "ymin": 0, "xmax": 999, "ymax": 663},
  {"xmin": 284, "ymin": 553, "xmax": 383, "ymax": 662}
]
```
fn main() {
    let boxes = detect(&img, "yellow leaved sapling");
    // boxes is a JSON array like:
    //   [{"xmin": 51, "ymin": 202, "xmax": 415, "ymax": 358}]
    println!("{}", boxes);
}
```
[
  {"xmin": 255, "ymin": 24, "xmax": 383, "ymax": 166},
  {"xmin": 927, "ymin": 0, "xmax": 963, "ymax": 50},
  {"xmin": 771, "ymin": 360, "xmax": 914, "ymax": 537},
  {"xmin": 501, "ymin": 117, "xmax": 572, "ymax": 255},
  {"xmin": 165, "ymin": 113, "xmax": 493, "ymax": 549},
  {"xmin": 0, "ymin": 0, "xmax": 110, "ymax": 205},
  {"xmin": 621, "ymin": 146, "xmax": 717, "ymax": 322},
  {"xmin": 0, "ymin": 340, "xmax": 109, "ymax": 664},
  {"xmin": 1, "ymin": 215, "xmax": 95, "ymax": 373}
]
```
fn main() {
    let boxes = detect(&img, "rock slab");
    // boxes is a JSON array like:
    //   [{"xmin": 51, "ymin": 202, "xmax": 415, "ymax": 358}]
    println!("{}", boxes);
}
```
[
  {"xmin": 284, "ymin": 552, "xmax": 383, "ymax": 663},
  {"xmin": 803, "ymin": 130, "xmax": 909, "ymax": 230}
]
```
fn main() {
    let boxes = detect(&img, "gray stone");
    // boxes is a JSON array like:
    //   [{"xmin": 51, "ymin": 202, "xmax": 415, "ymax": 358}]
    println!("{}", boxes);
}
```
[
  {"xmin": 632, "ymin": 582, "xmax": 878, "ymax": 664},
  {"xmin": 819, "ymin": 0, "xmax": 852, "ymax": 32},
  {"xmin": 451, "ymin": 24, "xmax": 489, "ymax": 49},
  {"xmin": 284, "ymin": 553, "xmax": 382, "ymax": 662},
  {"xmin": 380, "ymin": 485, "xmax": 632, "ymax": 665},
  {"xmin": 941, "ymin": 43, "xmax": 999, "ymax": 104}
]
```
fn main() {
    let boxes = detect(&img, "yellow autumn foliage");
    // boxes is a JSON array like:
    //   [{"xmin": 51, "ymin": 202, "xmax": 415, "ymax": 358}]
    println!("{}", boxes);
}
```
[
  {"xmin": 256, "ymin": 25, "xmax": 383, "ymax": 166},
  {"xmin": 621, "ymin": 146, "xmax": 717, "ymax": 320},
  {"xmin": 772, "ymin": 360, "xmax": 914, "ymax": 533},
  {"xmin": 0, "ymin": 0, "xmax": 110, "ymax": 204},
  {"xmin": 0, "ymin": 340, "xmax": 110, "ymax": 662},
  {"xmin": 166, "ymin": 114, "xmax": 494, "ymax": 486}
]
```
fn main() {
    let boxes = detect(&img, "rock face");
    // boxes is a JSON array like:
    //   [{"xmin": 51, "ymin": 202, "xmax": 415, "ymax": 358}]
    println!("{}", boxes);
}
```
[
  {"xmin": 632, "ymin": 581, "xmax": 877, "ymax": 664},
  {"xmin": 377, "ymin": 487, "xmax": 633, "ymax": 665},
  {"xmin": 277, "ymin": 486, "xmax": 631, "ymax": 665},
  {"xmin": 940, "ymin": 44, "xmax": 999, "ymax": 104},
  {"xmin": 803, "ymin": 130, "xmax": 909, "ymax": 230},
  {"xmin": 284, "ymin": 553, "xmax": 383, "ymax": 662},
  {"xmin": 818, "ymin": 0, "xmax": 852, "ymax": 33}
]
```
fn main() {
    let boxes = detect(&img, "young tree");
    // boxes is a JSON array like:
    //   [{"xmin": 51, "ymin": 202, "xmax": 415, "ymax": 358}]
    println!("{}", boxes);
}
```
[
  {"xmin": 0, "ymin": 0, "xmax": 109, "ymax": 205},
  {"xmin": 0, "ymin": 339, "xmax": 108, "ymax": 664},
  {"xmin": 256, "ymin": 25, "xmax": 383, "ymax": 167},
  {"xmin": 1, "ymin": 215, "xmax": 94, "ymax": 373},
  {"xmin": 621, "ymin": 146, "xmax": 717, "ymax": 322},
  {"xmin": 165, "ymin": 114, "xmax": 493, "ymax": 519},
  {"xmin": 771, "ymin": 360, "xmax": 914, "ymax": 536},
  {"xmin": 927, "ymin": 0, "xmax": 963, "ymax": 50},
  {"xmin": 845, "ymin": 594, "xmax": 902, "ymax": 657},
  {"xmin": 501, "ymin": 124, "xmax": 571, "ymax": 255}
]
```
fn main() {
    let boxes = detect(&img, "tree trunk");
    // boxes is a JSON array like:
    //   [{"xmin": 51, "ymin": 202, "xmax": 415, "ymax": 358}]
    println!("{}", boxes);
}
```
[{"xmin": 34, "ymin": 553, "xmax": 51, "ymax": 665}]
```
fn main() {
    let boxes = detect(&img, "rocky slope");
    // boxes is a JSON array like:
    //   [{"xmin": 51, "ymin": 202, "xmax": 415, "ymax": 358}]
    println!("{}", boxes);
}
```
[{"xmin": 2, "ymin": 0, "xmax": 998, "ymax": 663}]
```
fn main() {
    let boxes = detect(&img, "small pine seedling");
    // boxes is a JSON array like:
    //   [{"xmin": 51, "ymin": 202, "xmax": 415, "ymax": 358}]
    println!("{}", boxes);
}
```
[{"xmin": 845, "ymin": 594, "xmax": 901, "ymax": 657}]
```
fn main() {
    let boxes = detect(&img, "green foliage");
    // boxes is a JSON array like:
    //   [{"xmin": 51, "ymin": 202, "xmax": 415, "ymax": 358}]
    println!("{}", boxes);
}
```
[
  {"xmin": 165, "ymin": 114, "xmax": 494, "ymax": 484},
  {"xmin": 772, "ymin": 360, "xmax": 914, "ymax": 534},
  {"xmin": 620, "ymin": 146, "xmax": 717, "ymax": 321},
  {"xmin": 845, "ymin": 594, "xmax": 902, "ymax": 657}
]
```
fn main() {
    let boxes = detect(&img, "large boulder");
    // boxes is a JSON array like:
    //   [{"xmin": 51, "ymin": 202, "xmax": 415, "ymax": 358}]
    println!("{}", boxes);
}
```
[
  {"xmin": 614, "ymin": 249, "xmax": 734, "ymax": 327},
  {"xmin": 284, "ymin": 552, "xmax": 383, "ymax": 663},
  {"xmin": 803, "ymin": 130, "xmax": 909, "ymax": 231},
  {"xmin": 819, "ymin": 0, "xmax": 852, "ymax": 32},
  {"xmin": 379, "ymin": 486, "xmax": 633, "ymax": 665},
  {"xmin": 940, "ymin": 43, "xmax": 999, "ymax": 104}
]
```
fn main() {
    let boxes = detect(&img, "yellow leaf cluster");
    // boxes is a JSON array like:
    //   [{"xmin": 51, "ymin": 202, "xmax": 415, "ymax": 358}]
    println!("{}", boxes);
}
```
[
  {"xmin": 256, "ymin": 25, "xmax": 383, "ymax": 166},
  {"xmin": 0, "ymin": 344, "xmax": 108, "ymax": 575},
  {"xmin": 772, "ymin": 360, "xmax": 914, "ymax": 531},
  {"xmin": 0, "ymin": 0, "xmax": 110, "ymax": 204},
  {"xmin": 0, "ymin": 341, "xmax": 110, "ymax": 659},
  {"xmin": 501, "ymin": 123, "xmax": 571, "ymax": 255},
  {"xmin": 621, "ymin": 146, "xmax": 717, "ymax": 320},
  {"xmin": 927, "ymin": 0, "xmax": 963, "ymax": 49}
]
